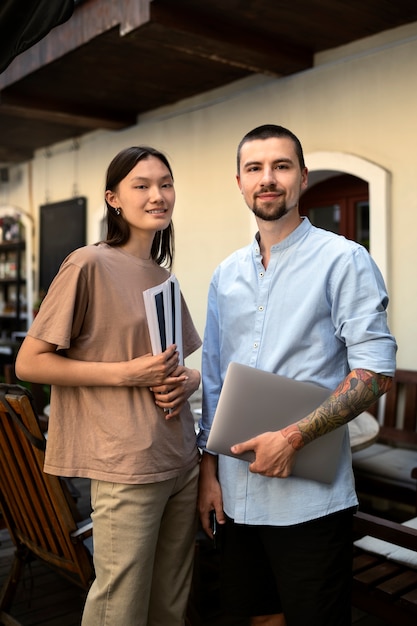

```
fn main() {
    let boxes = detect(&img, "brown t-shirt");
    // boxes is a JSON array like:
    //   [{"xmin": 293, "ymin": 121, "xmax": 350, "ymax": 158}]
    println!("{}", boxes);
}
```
[{"xmin": 29, "ymin": 243, "xmax": 201, "ymax": 484}]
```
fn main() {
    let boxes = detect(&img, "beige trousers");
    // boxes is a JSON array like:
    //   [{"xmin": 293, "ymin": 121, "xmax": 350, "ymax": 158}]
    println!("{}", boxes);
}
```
[{"xmin": 81, "ymin": 464, "xmax": 199, "ymax": 626}]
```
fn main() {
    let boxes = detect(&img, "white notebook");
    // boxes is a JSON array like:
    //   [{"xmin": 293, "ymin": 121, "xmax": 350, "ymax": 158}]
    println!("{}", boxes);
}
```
[
  {"xmin": 143, "ymin": 274, "xmax": 183, "ymax": 364},
  {"xmin": 206, "ymin": 362, "xmax": 345, "ymax": 484}
]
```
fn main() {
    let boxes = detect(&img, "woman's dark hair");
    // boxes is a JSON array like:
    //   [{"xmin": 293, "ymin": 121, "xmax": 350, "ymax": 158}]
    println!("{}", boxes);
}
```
[{"xmin": 104, "ymin": 146, "xmax": 175, "ymax": 268}]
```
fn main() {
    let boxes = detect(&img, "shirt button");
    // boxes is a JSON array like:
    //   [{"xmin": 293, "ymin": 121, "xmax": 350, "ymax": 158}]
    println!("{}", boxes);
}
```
[
  {"xmin": 258, "ymin": 306, "xmax": 264, "ymax": 311},
  {"xmin": 253, "ymin": 343, "xmax": 258, "ymax": 348},
  {"xmin": 259, "ymin": 272, "xmax": 264, "ymax": 278}
]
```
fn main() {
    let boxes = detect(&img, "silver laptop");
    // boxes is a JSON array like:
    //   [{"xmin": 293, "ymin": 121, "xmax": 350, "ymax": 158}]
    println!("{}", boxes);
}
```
[{"xmin": 206, "ymin": 362, "xmax": 345, "ymax": 484}]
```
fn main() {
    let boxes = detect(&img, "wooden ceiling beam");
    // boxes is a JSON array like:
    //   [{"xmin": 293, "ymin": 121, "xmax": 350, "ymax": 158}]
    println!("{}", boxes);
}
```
[
  {"xmin": 0, "ymin": 96, "xmax": 133, "ymax": 131},
  {"xmin": 150, "ymin": 2, "xmax": 312, "ymax": 76},
  {"xmin": 0, "ymin": 145, "xmax": 33, "ymax": 163}
]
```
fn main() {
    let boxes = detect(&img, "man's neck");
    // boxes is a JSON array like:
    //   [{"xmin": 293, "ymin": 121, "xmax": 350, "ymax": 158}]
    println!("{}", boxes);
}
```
[{"xmin": 257, "ymin": 212, "xmax": 302, "ymax": 268}]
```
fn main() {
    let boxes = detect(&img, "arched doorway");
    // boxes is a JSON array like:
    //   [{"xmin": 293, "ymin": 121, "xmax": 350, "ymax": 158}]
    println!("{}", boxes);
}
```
[
  {"xmin": 300, "ymin": 173, "xmax": 369, "ymax": 249},
  {"xmin": 303, "ymin": 152, "xmax": 390, "ymax": 284}
]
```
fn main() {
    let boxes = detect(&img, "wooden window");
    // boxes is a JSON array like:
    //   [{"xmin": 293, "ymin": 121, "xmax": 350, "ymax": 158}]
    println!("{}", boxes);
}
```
[{"xmin": 300, "ymin": 174, "xmax": 369, "ymax": 249}]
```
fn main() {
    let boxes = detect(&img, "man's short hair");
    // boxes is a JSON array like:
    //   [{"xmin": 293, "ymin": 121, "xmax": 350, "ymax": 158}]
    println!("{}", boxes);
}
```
[{"xmin": 237, "ymin": 124, "xmax": 306, "ymax": 172}]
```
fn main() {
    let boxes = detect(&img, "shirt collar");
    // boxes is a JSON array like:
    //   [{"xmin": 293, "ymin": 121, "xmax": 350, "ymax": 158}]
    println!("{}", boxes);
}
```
[{"xmin": 253, "ymin": 216, "xmax": 312, "ymax": 256}]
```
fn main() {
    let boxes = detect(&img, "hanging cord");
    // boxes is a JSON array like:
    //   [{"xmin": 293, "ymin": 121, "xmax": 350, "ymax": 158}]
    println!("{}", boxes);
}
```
[{"xmin": 72, "ymin": 139, "xmax": 80, "ymax": 197}]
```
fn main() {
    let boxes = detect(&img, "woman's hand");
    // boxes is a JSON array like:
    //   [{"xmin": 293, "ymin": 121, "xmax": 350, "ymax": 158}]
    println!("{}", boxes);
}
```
[
  {"xmin": 151, "ymin": 365, "xmax": 201, "ymax": 419},
  {"xmin": 16, "ymin": 337, "xmax": 194, "ymax": 396},
  {"xmin": 121, "ymin": 344, "xmax": 181, "ymax": 387}
]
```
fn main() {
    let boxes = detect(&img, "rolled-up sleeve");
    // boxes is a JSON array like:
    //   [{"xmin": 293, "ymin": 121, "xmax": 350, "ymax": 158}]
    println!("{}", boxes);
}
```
[{"xmin": 331, "ymin": 246, "xmax": 397, "ymax": 376}]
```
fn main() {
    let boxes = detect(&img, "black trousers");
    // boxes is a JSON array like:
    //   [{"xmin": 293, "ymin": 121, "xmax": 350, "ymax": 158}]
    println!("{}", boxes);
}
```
[{"xmin": 219, "ymin": 508, "xmax": 355, "ymax": 626}]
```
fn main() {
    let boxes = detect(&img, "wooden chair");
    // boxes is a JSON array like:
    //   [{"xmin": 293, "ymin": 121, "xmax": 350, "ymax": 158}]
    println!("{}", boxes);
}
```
[
  {"xmin": 352, "ymin": 510, "xmax": 417, "ymax": 625},
  {"xmin": 352, "ymin": 368, "xmax": 417, "ymax": 509},
  {"xmin": 0, "ymin": 383, "xmax": 93, "ymax": 624}
]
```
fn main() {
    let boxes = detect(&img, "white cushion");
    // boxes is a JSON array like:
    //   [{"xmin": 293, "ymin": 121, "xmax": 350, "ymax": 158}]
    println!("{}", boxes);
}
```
[
  {"xmin": 352, "ymin": 444, "xmax": 417, "ymax": 490},
  {"xmin": 354, "ymin": 517, "xmax": 417, "ymax": 569},
  {"xmin": 348, "ymin": 412, "xmax": 379, "ymax": 450}
]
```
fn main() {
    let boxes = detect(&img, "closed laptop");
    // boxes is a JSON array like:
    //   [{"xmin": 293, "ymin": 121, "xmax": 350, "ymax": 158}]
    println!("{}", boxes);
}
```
[{"xmin": 206, "ymin": 362, "xmax": 345, "ymax": 484}]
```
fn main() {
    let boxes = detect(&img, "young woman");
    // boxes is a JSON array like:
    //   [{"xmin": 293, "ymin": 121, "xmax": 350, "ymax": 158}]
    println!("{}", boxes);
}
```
[{"xmin": 16, "ymin": 146, "xmax": 201, "ymax": 625}]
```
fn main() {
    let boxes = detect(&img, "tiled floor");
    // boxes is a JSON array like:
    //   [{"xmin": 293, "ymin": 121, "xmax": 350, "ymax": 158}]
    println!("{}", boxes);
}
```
[{"xmin": 0, "ymin": 534, "xmax": 88, "ymax": 626}]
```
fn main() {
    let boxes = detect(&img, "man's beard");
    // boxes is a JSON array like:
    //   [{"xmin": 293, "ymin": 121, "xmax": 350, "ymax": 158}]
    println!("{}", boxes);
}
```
[{"xmin": 251, "ymin": 198, "xmax": 290, "ymax": 222}]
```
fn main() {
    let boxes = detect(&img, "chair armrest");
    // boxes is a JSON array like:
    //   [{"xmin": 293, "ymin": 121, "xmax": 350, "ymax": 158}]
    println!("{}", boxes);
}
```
[
  {"xmin": 71, "ymin": 519, "xmax": 93, "ymax": 540},
  {"xmin": 378, "ymin": 426, "xmax": 417, "ymax": 449},
  {"xmin": 353, "ymin": 511, "xmax": 417, "ymax": 552}
]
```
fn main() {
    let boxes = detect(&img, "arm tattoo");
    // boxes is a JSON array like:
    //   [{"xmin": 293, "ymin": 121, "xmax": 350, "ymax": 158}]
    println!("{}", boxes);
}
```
[{"xmin": 282, "ymin": 369, "xmax": 392, "ymax": 450}]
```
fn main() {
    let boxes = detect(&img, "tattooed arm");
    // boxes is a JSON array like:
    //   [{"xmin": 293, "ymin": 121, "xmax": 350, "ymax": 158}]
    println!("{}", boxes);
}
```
[
  {"xmin": 230, "ymin": 369, "xmax": 392, "ymax": 478},
  {"xmin": 284, "ymin": 369, "xmax": 392, "ymax": 450}
]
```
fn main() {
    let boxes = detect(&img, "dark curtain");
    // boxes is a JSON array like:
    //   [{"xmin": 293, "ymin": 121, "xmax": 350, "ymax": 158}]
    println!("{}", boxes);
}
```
[{"xmin": 0, "ymin": 0, "xmax": 75, "ymax": 73}]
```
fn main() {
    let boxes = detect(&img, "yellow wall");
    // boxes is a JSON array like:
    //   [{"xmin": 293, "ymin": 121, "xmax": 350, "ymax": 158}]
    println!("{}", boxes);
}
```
[{"xmin": 4, "ymin": 21, "xmax": 417, "ymax": 371}]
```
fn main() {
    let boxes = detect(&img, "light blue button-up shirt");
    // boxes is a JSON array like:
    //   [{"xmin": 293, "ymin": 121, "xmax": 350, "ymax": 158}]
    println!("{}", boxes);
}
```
[{"xmin": 197, "ymin": 218, "xmax": 397, "ymax": 526}]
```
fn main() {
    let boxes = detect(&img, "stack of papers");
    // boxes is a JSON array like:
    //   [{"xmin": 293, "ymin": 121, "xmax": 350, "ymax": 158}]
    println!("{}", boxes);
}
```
[{"xmin": 143, "ymin": 275, "xmax": 183, "ymax": 364}]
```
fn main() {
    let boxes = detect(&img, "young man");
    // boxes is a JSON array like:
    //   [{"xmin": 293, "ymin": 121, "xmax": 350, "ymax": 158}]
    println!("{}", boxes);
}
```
[{"xmin": 197, "ymin": 125, "xmax": 397, "ymax": 626}]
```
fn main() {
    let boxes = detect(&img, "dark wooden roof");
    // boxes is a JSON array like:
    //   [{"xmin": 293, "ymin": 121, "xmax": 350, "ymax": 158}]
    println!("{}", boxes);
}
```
[{"xmin": 1, "ymin": 0, "xmax": 417, "ymax": 164}]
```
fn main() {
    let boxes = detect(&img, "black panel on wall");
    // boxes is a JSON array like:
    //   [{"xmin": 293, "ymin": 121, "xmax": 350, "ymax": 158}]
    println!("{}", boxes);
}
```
[{"xmin": 39, "ymin": 197, "xmax": 87, "ymax": 294}]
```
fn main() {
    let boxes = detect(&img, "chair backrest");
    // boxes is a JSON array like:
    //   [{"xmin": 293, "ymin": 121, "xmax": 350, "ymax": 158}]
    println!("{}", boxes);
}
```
[
  {"xmin": 376, "ymin": 369, "xmax": 417, "ymax": 447},
  {"xmin": 0, "ymin": 383, "xmax": 93, "ymax": 589}
]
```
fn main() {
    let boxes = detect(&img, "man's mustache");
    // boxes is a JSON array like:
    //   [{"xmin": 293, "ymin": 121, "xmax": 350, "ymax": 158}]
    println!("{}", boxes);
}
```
[{"xmin": 255, "ymin": 185, "xmax": 282, "ymax": 197}]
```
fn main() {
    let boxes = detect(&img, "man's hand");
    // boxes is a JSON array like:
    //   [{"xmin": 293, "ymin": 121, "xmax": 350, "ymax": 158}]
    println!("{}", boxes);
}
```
[
  {"xmin": 231, "ymin": 430, "xmax": 297, "ymax": 478},
  {"xmin": 198, "ymin": 452, "xmax": 226, "ymax": 537}
]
